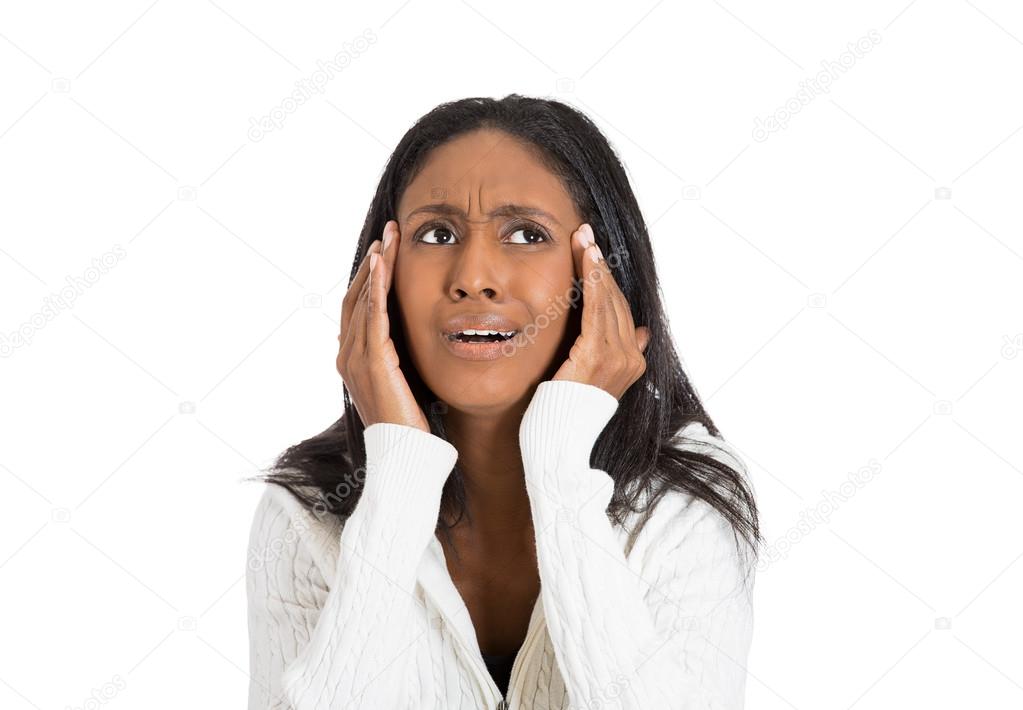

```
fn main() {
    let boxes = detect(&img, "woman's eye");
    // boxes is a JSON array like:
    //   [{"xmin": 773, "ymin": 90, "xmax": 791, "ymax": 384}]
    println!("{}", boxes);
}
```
[
  {"xmin": 414, "ymin": 223, "xmax": 550, "ymax": 245},
  {"xmin": 507, "ymin": 225, "xmax": 550, "ymax": 245},
  {"xmin": 417, "ymin": 226, "xmax": 457, "ymax": 244}
]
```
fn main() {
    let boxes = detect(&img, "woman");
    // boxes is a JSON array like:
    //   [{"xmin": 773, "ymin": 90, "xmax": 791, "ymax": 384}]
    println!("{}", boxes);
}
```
[{"xmin": 246, "ymin": 94, "xmax": 760, "ymax": 710}]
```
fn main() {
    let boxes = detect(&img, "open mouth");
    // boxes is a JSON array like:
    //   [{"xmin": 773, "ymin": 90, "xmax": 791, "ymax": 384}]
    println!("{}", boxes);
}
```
[{"xmin": 446, "ymin": 329, "xmax": 518, "ymax": 343}]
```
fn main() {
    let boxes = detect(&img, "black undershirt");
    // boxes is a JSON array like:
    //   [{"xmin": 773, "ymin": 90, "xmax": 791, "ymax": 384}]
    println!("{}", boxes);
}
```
[{"xmin": 481, "ymin": 646, "xmax": 520, "ymax": 697}]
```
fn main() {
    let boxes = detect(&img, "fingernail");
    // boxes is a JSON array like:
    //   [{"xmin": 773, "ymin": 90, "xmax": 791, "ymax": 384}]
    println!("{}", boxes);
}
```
[
  {"xmin": 579, "ymin": 224, "xmax": 593, "ymax": 247},
  {"xmin": 370, "ymin": 252, "xmax": 379, "ymax": 271},
  {"xmin": 383, "ymin": 222, "xmax": 394, "ymax": 250},
  {"xmin": 589, "ymin": 244, "xmax": 601, "ymax": 263}
]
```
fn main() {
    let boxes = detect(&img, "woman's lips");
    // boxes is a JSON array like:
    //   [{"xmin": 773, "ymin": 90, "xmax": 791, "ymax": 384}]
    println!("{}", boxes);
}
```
[{"xmin": 440, "ymin": 332, "xmax": 518, "ymax": 361}]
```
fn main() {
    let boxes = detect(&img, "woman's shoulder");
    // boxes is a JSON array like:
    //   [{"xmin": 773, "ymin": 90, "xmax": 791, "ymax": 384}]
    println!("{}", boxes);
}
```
[
  {"xmin": 621, "ymin": 421, "xmax": 755, "ymax": 579},
  {"xmin": 668, "ymin": 420, "xmax": 749, "ymax": 479},
  {"xmin": 622, "ymin": 484, "xmax": 756, "ymax": 607},
  {"xmin": 247, "ymin": 482, "xmax": 344, "ymax": 581}
]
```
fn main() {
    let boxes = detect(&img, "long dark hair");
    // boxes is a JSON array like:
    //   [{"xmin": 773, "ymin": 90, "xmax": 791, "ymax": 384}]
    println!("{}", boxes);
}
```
[{"xmin": 250, "ymin": 94, "xmax": 761, "ymax": 566}]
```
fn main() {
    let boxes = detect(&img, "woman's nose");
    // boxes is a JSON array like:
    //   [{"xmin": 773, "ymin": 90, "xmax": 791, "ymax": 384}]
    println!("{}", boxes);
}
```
[{"xmin": 446, "ymin": 226, "xmax": 507, "ymax": 301}]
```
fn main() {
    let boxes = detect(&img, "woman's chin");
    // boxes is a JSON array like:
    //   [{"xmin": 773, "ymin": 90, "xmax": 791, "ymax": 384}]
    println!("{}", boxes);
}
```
[{"xmin": 427, "ymin": 373, "xmax": 540, "ymax": 416}]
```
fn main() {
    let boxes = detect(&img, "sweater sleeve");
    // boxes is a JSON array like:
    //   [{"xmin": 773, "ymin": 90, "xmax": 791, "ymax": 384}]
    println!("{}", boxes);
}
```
[
  {"xmin": 246, "ymin": 423, "xmax": 458, "ymax": 710},
  {"xmin": 519, "ymin": 380, "xmax": 755, "ymax": 710},
  {"xmin": 246, "ymin": 486, "xmax": 330, "ymax": 709}
]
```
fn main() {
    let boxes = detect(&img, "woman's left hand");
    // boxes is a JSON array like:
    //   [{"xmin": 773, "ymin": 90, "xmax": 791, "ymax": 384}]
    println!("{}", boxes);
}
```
[{"xmin": 552, "ymin": 223, "xmax": 650, "ymax": 400}]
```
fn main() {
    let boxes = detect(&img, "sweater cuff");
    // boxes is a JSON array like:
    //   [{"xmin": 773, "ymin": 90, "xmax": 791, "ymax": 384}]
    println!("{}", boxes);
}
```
[
  {"xmin": 519, "ymin": 379, "xmax": 619, "ymax": 484},
  {"xmin": 361, "ymin": 423, "xmax": 458, "ymax": 509}
]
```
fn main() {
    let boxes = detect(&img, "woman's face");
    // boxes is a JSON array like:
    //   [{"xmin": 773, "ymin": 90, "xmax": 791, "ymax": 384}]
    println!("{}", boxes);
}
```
[{"xmin": 393, "ymin": 128, "xmax": 583, "ymax": 415}]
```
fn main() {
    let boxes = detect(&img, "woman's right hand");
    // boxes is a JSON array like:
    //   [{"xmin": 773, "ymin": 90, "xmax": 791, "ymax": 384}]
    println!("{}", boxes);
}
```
[{"xmin": 336, "ymin": 220, "xmax": 430, "ymax": 432}]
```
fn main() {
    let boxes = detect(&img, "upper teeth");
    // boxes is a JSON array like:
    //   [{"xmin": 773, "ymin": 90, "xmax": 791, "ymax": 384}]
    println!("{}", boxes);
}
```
[{"xmin": 457, "ymin": 329, "xmax": 516, "ymax": 337}]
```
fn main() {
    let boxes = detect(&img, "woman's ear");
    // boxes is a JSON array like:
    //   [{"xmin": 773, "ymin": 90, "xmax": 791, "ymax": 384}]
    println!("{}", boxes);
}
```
[{"xmin": 636, "ymin": 326, "xmax": 650, "ymax": 353}]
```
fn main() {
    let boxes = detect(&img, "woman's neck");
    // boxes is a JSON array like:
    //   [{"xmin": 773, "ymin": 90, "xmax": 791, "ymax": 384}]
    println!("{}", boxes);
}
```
[{"xmin": 443, "ymin": 405, "xmax": 534, "ymax": 540}]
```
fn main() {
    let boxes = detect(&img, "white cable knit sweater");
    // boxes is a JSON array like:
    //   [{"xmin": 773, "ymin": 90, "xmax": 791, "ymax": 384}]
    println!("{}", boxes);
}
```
[{"xmin": 246, "ymin": 380, "xmax": 755, "ymax": 710}]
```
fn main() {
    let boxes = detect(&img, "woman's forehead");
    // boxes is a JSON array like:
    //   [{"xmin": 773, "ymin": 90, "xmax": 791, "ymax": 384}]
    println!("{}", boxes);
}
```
[{"xmin": 399, "ymin": 134, "xmax": 578, "ymax": 224}]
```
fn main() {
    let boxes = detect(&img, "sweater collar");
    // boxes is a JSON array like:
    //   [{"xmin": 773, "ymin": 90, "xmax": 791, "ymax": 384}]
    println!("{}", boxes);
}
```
[{"xmin": 417, "ymin": 531, "xmax": 544, "ymax": 663}]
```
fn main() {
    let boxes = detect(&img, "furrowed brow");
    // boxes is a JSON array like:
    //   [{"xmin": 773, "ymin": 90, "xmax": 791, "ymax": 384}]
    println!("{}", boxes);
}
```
[{"xmin": 403, "ymin": 203, "xmax": 561, "ymax": 227}]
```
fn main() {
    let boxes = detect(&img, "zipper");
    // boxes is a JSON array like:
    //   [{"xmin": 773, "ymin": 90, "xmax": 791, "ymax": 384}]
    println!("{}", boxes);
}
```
[
  {"xmin": 436, "ymin": 613, "xmax": 510, "ymax": 709},
  {"xmin": 419, "ymin": 536, "xmax": 544, "ymax": 710},
  {"xmin": 420, "ymin": 538, "xmax": 505, "ymax": 707},
  {"xmin": 500, "ymin": 607, "xmax": 545, "ymax": 710},
  {"xmin": 452, "ymin": 604, "xmax": 545, "ymax": 710}
]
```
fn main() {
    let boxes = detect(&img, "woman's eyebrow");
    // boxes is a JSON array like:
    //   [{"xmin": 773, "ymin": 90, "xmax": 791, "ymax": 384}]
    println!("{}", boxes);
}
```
[{"xmin": 403, "ymin": 203, "xmax": 562, "ymax": 227}]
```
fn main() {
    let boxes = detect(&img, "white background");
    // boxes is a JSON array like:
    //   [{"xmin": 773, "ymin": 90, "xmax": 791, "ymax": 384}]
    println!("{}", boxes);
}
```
[{"xmin": 2, "ymin": 1, "xmax": 1022, "ymax": 708}]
